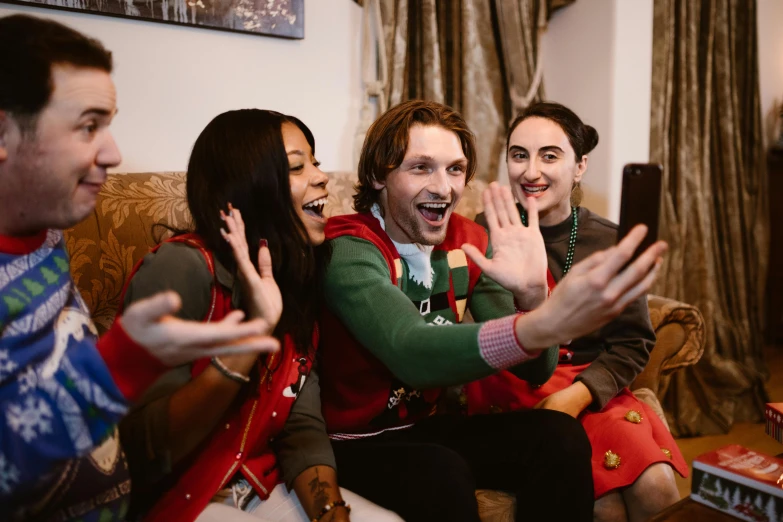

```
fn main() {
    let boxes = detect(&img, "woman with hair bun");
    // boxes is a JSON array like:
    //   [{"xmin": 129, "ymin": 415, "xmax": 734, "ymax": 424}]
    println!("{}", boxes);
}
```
[{"xmin": 469, "ymin": 102, "xmax": 686, "ymax": 522}]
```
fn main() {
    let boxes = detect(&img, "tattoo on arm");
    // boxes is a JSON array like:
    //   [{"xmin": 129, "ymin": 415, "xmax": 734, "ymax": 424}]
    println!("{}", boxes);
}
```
[{"xmin": 309, "ymin": 467, "xmax": 331, "ymax": 513}]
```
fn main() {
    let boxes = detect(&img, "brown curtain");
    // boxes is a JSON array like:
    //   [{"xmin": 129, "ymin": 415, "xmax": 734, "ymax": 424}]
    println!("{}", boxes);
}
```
[
  {"xmin": 650, "ymin": 0, "xmax": 769, "ymax": 436},
  {"xmin": 377, "ymin": 0, "xmax": 574, "ymax": 182}
]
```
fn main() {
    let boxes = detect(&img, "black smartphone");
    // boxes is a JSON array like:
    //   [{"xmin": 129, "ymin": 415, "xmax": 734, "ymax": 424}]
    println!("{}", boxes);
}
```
[{"xmin": 617, "ymin": 163, "xmax": 662, "ymax": 263}]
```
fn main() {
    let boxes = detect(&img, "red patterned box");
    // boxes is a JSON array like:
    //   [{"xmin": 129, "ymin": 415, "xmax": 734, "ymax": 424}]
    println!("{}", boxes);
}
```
[
  {"xmin": 767, "ymin": 403, "xmax": 783, "ymax": 444},
  {"xmin": 690, "ymin": 445, "xmax": 783, "ymax": 521}
]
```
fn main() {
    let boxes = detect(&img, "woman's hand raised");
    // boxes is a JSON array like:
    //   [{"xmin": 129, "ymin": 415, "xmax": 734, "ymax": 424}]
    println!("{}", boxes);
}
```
[{"xmin": 220, "ymin": 204, "xmax": 283, "ymax": 333}]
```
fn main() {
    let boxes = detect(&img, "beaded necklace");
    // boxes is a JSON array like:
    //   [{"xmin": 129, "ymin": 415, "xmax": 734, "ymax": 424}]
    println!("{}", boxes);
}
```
[{"xmin": 521, "ymin": 206, "xmax": 578, "ymax": 276}]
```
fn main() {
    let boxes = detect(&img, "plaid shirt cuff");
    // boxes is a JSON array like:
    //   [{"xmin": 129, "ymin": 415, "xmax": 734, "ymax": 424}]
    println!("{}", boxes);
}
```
[{"xmin": 478, "ymin": 314, "xmax": 539, "ymax": 370}]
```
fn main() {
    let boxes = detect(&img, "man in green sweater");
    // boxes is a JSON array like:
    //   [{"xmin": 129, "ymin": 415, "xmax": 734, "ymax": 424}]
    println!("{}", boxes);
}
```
[{"xmin": 318, "ymin": 100, "xmax": 667, "ymax": 522}]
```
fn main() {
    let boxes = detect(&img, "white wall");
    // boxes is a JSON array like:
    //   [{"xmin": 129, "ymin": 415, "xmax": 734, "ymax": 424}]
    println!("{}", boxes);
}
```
[
  {"xmin": 540, "ymin": 0, "xmax": 615, "ymax": 218},
  {"xmin": 543, "ymin": 0, "xmax": 782, "ymax": 220},
  {"xmin": 609, "ymin": 0, "xmax": 653, "ymax": 221},
  {"xmin": 540, "ymin": 0, "xmax": 653, "ymax": 221},
  {"xmin": 0, "ymin": 1, "xmax": 364, "ymax": 173},
  {"xmin": 758, "ymin": 0, "xmax": 783, "ymax": 147}
]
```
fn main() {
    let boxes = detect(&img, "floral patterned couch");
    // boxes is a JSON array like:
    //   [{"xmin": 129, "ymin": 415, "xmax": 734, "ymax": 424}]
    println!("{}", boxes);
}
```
[{"xmin": 64, "ymin": 172, "xmax": 705, "ymax": 522}]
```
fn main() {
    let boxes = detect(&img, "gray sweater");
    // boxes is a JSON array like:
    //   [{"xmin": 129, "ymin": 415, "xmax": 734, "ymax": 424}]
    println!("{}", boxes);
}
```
[{"xmin": 475, "ymin": 205, "xmax": 656, "ymax": 410}]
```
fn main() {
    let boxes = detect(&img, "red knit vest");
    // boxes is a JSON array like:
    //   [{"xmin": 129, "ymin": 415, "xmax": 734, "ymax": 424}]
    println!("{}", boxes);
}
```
[
  {"xmin": 118, "ymin": 234, "xmax": 315, "ymax": 522},
  {"xmin": 319, "ymin": 213, "xmax": 487, "ymax": 436}
]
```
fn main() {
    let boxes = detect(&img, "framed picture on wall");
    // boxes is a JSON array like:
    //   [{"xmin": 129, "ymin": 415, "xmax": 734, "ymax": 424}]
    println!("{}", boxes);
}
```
[{"xmin": 6, "ymin": 0, "xmax": 304, "ymax": 38}]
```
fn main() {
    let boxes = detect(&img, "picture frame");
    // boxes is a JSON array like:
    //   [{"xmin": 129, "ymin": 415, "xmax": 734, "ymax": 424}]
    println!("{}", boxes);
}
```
[{"xmin": 6, "ymin": 0, "xmax": 304, "ymax": 39}]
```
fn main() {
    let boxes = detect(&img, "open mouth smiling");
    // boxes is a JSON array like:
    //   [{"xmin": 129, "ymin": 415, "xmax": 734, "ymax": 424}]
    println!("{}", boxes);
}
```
[
  {"xmin": 521, "ymin": 184, "xmax": 549, "ymax": 197},
  {"xmin": 302, "ymin": 196, "xmax": 328, "ymax": 221},
  {"xmin": 417, "ymin": 201, "xmax": 451, "ymax": 225}
]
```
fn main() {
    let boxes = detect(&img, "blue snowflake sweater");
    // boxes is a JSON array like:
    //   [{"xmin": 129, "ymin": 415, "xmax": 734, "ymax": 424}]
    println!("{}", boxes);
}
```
[{"xmin": 0, "ymin": 230, "xmax": 139, "ymax": 520}]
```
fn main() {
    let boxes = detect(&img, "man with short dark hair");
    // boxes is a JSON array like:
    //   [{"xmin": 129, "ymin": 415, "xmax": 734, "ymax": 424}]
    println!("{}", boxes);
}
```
[
  {"xmin": 0, "ymin": 15, "xmax": 277, "ymax": 520},
  {"xmin": 318, "ymin": 100, "xmax": 667, "ymax": 521}
]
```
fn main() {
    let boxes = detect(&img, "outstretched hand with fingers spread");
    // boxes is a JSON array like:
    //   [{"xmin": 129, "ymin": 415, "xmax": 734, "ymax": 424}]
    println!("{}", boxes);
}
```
[
  {"xmin": 519, "ymin": 225, "xmax": 667, "ymax": 350},
  {"xmin": 120, "ymin": 291, "xmax": 279, "ymax": 367},
  {"xmin": 220, "ymin": 204, "xmax": 283, "ymax": 330},
  {"xmin": 461, "ymin": 183, "xmax": 549, "ymax": 310}
]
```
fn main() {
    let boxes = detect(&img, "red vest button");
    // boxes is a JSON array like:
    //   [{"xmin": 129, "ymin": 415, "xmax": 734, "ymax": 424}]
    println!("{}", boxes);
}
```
[{"xmin": 235, "ymin": 452, "xmax": 243, "ymax": 460}]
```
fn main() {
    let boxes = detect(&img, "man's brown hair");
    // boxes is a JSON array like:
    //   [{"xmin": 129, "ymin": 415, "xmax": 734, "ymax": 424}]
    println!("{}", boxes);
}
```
[
  {"xmin": 0, "ymin": 15, "xmax": 113, "ymax": 132},
  {"xmin": 353, "ymin": 100, "xmax": 477, "ymax": 213}
]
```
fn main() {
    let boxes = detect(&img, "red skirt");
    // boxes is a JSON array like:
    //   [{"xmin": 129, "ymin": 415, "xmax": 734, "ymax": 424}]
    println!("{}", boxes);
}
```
[{"xmin": 463, "ymin": 363, "xmax": 688, "ymax": 498}]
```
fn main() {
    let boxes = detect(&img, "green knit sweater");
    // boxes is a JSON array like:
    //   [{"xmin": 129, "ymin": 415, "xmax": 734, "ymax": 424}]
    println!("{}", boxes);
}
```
[{"xmin": 323, "ymin": 227, "xmax": 557, "ymax": 389}]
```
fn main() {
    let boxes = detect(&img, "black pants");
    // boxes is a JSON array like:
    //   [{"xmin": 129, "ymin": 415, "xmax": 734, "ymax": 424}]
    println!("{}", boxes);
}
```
[{"xmin": 332, "ymin": 410, "xmax": 593, "ymax": 522}]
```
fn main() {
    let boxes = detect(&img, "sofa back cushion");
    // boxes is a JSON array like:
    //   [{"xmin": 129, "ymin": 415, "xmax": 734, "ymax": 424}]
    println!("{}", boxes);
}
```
[{"xmin": 65, "ymin": 172, "xmax": 191, "ymax": 333}]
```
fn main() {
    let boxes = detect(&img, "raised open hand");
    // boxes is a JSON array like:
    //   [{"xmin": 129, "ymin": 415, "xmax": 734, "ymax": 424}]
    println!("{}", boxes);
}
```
[
  {"xmin": 462, "ymin": 183, "xmax": 548, "ymax": 309},
  {"xmin": 517, "ymin": 225, "xmax": 667, "ymax": 350},
  {"xmin": 220, "ymin": 204, "xmax": 283, "ymax": 330}
]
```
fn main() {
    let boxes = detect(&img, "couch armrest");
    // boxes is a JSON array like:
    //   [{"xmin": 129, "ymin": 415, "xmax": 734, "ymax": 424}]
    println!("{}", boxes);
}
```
[{"xmin": 630, "ymin": 294, "xmax": 705, "ymax": 397}]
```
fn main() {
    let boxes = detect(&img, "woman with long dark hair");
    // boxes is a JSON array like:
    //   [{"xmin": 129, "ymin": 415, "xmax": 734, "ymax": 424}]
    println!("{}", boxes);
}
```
[{"xmin": 117, "ymin": 109, "xmax": 401, "ymax": 522}]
